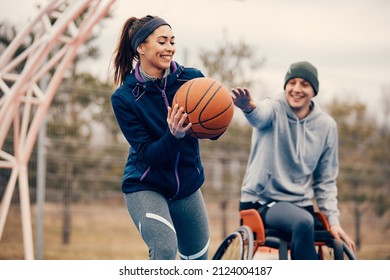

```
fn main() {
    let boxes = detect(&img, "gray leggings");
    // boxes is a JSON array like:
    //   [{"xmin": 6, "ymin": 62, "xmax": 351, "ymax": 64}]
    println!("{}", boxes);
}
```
[{"xmin": 124, "ymin": 189, "xmax": 210, "ymax": 260}]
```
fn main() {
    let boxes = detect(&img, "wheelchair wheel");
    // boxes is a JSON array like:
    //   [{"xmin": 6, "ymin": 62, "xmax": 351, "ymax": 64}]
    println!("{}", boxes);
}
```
[
  {"xmin": 317, "ymin": 240, "xmax": 357, "ymax": 260},
  {"xmin": 343, "ymin": 241, "xmax": 357, "ymax": 260},
  {"xmin": 212, "ymin": 225, "xmax": 254, "ymax": 260}
]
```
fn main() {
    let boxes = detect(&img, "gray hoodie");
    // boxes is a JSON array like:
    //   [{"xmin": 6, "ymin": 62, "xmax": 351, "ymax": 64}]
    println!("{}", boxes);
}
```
[{"xmin": 241, "ymin": 93, "xmax": 340, "ymax": 226}]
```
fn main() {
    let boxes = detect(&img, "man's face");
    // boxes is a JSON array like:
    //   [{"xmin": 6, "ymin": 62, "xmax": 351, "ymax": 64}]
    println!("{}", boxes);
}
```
[{"xmin": 285, "ymin": 77, "xmax": 315, "ymax": 117}]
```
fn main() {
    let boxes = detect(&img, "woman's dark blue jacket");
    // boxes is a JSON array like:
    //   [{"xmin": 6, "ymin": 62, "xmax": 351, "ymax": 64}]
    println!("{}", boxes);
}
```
[{"xmin": 111, "ymin": 61, "xmax": 205, "ymax": 200}]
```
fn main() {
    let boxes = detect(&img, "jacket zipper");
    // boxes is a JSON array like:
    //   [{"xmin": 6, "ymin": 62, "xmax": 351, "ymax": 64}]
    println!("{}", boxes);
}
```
[{"xmin": 161, "ymin": 89, "xmax": 169, "ymax": 108}]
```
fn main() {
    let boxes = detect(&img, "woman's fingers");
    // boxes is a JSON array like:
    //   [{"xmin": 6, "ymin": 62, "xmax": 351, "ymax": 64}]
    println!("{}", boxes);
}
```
[{"xmin": 167, "ymin": 104, "xmax": 191, "ymax": 138}]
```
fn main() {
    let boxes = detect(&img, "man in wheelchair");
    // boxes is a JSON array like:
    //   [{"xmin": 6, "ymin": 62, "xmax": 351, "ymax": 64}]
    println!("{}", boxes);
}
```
[{"xmin": 231, "ymin": 61, "xmax": 356, "ymax": 260}]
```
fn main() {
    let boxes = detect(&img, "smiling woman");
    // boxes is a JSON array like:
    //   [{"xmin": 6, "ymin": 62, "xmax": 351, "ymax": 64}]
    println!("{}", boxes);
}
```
[
  {"xmin": 110, "ymin": 15, "xmax": 212, "ymax": 260},
  {"xmin": 135, "ymin": 23, "xmax": 175, "ymax": 79}
]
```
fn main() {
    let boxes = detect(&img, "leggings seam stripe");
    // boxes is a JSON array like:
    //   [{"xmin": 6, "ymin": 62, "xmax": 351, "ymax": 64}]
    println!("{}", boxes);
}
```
[
  {"xmin": 179, "ymin": 238, "xmax": 210, "ymax": 260},
  {"xmin": 145, "ymin": 213, "xmax": 176, "ymax": 234}
]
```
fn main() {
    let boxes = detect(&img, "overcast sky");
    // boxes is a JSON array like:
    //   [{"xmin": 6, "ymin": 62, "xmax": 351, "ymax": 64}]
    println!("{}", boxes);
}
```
[{"xmin": 1, "ymin": 0, "xmax": 389, "ymax": 120}]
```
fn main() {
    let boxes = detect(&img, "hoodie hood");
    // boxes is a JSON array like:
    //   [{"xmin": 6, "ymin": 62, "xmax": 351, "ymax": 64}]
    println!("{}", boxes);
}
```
[
  {"xmin": 279, "ymin": 93, "xmax": 322, "ymax": 160},
  {"xmin": 279, "ymin": 92, "xmax": 322, "ymax": 122}
]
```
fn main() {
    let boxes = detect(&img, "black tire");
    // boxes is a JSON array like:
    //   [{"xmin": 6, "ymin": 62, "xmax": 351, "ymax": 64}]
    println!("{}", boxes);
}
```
[
  {"xmin": 332, "ymin": 239, "xmax": 345, "ymax": 260},
  {"xmin": 212, "ymin": 226, "xmax": 254, "ymax": 260},
  {"xmin": 343, "ymin": 241, "xmax": 357, "ymax": 260},
  {"xmin": 237, "ymin": 225, "xmax": 255, "ymax": 260},
  {"xmin": 318, "ymin": 240, "xmax": 357, "ymax": 260},
  {"xmin": 212, "ymin": 231, "xmax": 243, "ymax": 260}
]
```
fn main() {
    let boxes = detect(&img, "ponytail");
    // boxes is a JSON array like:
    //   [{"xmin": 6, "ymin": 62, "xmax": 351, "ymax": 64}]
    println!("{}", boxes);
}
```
[{"xmin": 112, "ymin": 16, "xmax": 155, "ymax": 86}]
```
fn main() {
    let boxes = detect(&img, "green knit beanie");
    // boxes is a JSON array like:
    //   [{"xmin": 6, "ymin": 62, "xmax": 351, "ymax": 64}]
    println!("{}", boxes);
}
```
[{"xmin": 284, "ymin": 61, "xmax": 319, "ymax": 95}]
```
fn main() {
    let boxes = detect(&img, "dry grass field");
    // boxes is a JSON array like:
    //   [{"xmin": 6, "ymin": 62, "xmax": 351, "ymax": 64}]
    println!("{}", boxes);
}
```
[{"xmin": 0, "ymin": 198, "xmax": 389, "ymax": 260}]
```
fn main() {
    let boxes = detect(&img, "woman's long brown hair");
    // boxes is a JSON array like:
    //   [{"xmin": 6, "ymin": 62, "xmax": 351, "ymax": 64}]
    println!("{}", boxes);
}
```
[{"xmin": 112, "ymin": 15, "xmax": 154, "ymax": 86}]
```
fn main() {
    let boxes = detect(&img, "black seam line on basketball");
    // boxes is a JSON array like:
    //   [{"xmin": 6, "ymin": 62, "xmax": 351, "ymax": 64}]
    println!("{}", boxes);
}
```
[
  {"xmin": 190, "ymin": 127, "xmax": 201, "ymax": 138},
  {"xmin": 192, "ymin": 128, "xmax": 227, "ymax": 137},
  {"xmin": 197, "ymin": 101, "xmax": 233, "ymax": 129},
  {"xmin": 184, "ymin": 79, "xmax": 194, "ymax": 113},
  {"xmin": 189, "ymin": 126, "xmax": 206, "ymax": 138},
  {"xmin": 187, "ymin": 100, "xmax": 232, "ymax": 127},
  {"xmin": 184, "ymin": 80, "xmax": 194, "ymax": 125},
  {"xmin": 198, "ymin": 84, "xmax": 226, "ymax": 123},
  {"xmin": 185, "ymin": 79, "xmax": 217, "ymax": 115},
  {"xmin": 186, "ymin": 83, "xmax": 228, "ymax": 126},
  {"xmin": 200, "ymin": 83, "xmax": 221, "ymax": 114},
  {"xmin": 189, "ymin": 100, "xmax": 232, "ymax": 127},
  {"xmin": 189, "ymin": 128, "xmax": 226, "ymax": 138}
]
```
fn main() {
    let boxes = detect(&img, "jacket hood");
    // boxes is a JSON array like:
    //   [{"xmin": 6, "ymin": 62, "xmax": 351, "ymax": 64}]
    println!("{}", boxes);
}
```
[{"xmin": 123, "ymin": 61, "xmax": 184, "ymax": 95}]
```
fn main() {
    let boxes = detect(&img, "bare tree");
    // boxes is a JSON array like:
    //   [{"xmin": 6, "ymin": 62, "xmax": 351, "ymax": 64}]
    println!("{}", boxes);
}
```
[{"xmin": 199, "ymin": 34, "xmax": 265, "ymax": 89}]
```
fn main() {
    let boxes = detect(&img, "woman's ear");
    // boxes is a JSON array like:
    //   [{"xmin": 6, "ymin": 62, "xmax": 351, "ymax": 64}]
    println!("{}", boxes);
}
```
[{"xmin": 137, "ymin": 45, "xmax": 145, "ymax": 55}]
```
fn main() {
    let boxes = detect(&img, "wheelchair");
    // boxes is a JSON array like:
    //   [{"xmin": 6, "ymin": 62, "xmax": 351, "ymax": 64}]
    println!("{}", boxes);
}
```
[{"xmin": 212, "ymin": 208, "xmax": 357, "ymax": 260}]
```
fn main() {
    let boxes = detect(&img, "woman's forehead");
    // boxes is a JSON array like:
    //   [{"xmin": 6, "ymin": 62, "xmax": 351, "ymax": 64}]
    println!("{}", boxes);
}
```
[{"xmin": 150, "ymin": 25, "xmax": 174, "ymax": 39}]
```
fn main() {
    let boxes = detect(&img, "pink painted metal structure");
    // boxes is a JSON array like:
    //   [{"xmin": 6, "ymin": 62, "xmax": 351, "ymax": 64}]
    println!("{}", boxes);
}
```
[{"xmin": 0, "ymin": 0, "xmax": 116, "ymax": 259}]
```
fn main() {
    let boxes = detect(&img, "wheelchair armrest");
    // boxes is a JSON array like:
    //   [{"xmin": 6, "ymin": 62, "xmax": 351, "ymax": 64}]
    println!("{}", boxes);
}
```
[{"xmin": 314, "ymin": 211, "xmax": 330, "ymax": 231}]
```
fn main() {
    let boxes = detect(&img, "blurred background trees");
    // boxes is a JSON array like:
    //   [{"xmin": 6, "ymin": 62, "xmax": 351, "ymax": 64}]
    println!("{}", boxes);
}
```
[
  {"xmin": 328, "ymin": 95, "xmax": 390, "ymax": 250},
  {"xmin": 1, "ymin": 19, "xmax": 389, "ymax": 259}
]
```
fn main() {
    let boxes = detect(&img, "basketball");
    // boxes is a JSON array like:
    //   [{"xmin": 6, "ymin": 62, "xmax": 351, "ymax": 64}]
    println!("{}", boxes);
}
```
[{"xmin": 172, "ymin": 77, "xmax": 234, "ymax": 139}]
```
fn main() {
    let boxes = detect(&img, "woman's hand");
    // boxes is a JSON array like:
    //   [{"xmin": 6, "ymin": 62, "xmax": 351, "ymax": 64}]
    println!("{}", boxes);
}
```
[
  {"xmin": 167, "ymin": 104, "xmax": 192, "ymax": 139},
  {"xmin": 231, "ymin": 87, "xmax": 257, "ymax": 113},
  {"xmin": 330, "ymin": 224, "xmax": 356, "ymax": 251}
]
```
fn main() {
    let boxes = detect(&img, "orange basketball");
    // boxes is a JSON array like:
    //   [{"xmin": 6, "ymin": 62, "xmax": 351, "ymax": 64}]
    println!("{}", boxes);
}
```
[{"xmin": 172, "ymin": 77, "xmax": 234, "ymax": 139}]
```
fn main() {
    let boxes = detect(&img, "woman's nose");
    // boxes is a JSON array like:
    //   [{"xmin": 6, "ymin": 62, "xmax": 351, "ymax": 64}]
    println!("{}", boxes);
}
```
[{"xmin": 166, "ymin": 43, "xmax": 174, "ymax": 51}]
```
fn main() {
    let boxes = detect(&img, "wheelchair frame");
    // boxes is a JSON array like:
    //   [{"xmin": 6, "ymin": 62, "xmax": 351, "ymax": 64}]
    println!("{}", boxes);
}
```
[{"xmin": 212, "ymin": 209, "xmax": 357, "ymax": 260}]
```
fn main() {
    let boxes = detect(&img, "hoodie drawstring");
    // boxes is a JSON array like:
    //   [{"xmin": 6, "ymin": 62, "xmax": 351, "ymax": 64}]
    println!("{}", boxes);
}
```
[{"xmin": 295, "ymin": 119, "xmax": 307, "ymax": 159}]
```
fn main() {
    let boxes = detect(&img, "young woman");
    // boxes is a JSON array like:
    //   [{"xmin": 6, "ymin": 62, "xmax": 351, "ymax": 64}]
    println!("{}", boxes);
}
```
[{"xmin": 111, "ymin": 15, "xmax": 209, "ymax": 260}]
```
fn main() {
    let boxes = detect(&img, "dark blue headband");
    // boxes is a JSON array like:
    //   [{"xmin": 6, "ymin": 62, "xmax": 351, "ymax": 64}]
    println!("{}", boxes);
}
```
[{"xmin": 131, "ymin": 17, "xmax": 171, "ymax": 53}]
